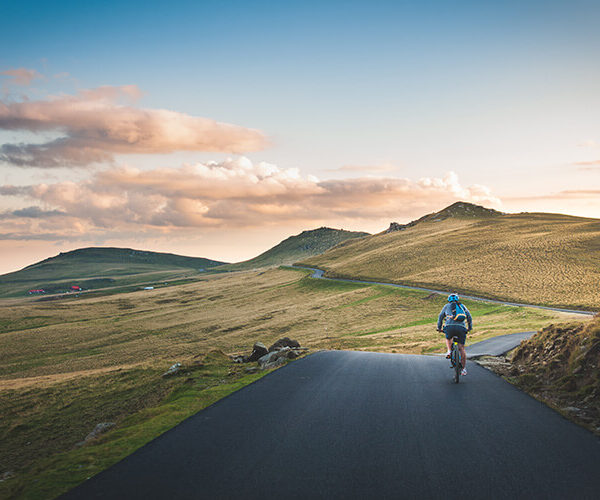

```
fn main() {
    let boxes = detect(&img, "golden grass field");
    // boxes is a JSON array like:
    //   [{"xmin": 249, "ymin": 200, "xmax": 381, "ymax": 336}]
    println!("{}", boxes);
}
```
[
  {"xmin": 1, "ymin": 267, "xmax": 583, "ymax": 382},
  {"xmin": 0, "ymin": 266, "xmax": 588, "ymax": 498},
  {"xmin": 301, "ymin": 212, "xmax": 600, "ymax": 310}
]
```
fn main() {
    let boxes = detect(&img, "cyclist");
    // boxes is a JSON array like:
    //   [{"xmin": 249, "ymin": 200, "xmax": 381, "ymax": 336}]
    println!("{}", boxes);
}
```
[{"xmin": 437, "ymin": 293, "xmax": 472, "ymax": 376}]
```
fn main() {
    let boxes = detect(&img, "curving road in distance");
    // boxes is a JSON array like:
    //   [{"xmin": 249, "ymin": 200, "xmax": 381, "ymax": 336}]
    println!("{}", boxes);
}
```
[{"xmin": 293, "ymin": 266, "xmax": 595, "ymax": 317}]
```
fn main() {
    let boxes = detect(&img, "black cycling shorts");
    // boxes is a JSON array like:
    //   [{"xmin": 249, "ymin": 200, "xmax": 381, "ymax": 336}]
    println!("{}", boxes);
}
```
[{"xmin": 443, "ymin": 324, "xmax": 467, "ymax": 345}]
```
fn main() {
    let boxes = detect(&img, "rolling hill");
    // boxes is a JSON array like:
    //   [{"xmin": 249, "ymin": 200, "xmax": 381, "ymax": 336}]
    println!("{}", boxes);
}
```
[
  {"xmin": 0, "ymin": 247, "xmax": 226, "ymax": 298},
  {"xmin": 300, "ymin": 202, "xmax": 600, "ymax": 310},
  {"xmin": 217, "ymin": 227, "xmax": 369, "ymax": 271}
]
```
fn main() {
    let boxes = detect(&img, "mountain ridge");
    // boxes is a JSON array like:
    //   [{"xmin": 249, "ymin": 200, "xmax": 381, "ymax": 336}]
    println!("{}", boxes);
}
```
[
  {"xmin": 21, "ymin": 247, "xmax": 226, "ymax": 272},
  {"xmin": 0, "ymin": 247, "xmax": 226, "ymax": 298},
  {"xmin": 301, "ymin": 202, "xmax": 600, "ymax": 310},
  {"xmin": 385, "ymin": 201, "xmax": 503, "ymax": 233},
  {"xmin": 217, "ymin": 227, "xmax": 370, "ymax": 271}
]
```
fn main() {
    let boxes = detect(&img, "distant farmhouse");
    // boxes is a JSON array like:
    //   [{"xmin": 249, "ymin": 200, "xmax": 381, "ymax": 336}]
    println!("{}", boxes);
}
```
[
  {"xmin": 28, "ymin": 289, "xmax": 45, "ymax": 294},
  {"xmin": 70, "ymin": 286, "xmax": 82, "ymax": 291}
]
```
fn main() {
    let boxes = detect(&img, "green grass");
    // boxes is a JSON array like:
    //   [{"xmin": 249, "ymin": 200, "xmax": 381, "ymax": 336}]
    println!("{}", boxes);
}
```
[
  {"xmin": 0, "ymin": 351, "xmax": 273, "ymax": 500},
  {"xmin": 0, "ymin": 247, "xmax": 225, "ymax": 299},
  {"xmin": 338, "ymin": 287, "xmax": 395, "ymax": 308},
  {"xmin": 217, "ymin": 227, "xmax": 369, "ymax": 271},
  {"xmin": 295, "ymin": 275, "xmax": 368, "ymax": 293}
]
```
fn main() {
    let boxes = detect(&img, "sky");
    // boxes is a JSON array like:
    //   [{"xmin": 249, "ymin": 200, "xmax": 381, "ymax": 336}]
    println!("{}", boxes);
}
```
[{"xmin": 1, "ymin": 0, "xmax": 599, "ymax": 274}]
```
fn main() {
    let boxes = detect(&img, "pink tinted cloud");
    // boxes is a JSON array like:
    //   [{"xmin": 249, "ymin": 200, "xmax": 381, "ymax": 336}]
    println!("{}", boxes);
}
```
[
  {"xmin": 505, "ymin": 190, "xmax": 600, "ymax": 202},
  {"xmin": 0, "ymin": 157, "xmax": 501, "ymax": 241},
  {"xmin": 574, "ymin": 159, "xmax": 600, "ymax": 170},
  {"xmin": 325, "ymin": 163, "xmax": 399, "ymax": 174},
  {"xmin": 0, "ymin": 67, "xmax": 43, "ymax": 86},
  {"xmin": 0, "ymin": 86, "xmax": 268, "ymax": 167}
]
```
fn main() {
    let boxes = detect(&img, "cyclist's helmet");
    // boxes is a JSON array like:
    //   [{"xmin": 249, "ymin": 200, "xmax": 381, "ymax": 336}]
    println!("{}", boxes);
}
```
[{"xmin": 447, "ymin": 293, "xmax": 460, "ymax": 302}]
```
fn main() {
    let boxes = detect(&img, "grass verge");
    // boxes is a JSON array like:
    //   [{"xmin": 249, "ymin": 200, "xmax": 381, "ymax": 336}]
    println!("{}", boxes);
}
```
[
  {"xmin": 0, "ymin": 351, "xmax": 273, "ymax": 499},
  {"xmin": 476, "ymin": 316, "xmax": 600, "ymax": 436}
]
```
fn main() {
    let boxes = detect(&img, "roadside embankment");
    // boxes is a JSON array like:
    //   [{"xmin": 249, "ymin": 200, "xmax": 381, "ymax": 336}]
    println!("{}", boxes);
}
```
[{"xmin": 478, "ymin": 315, "xmax": 600, "ymax": 434}]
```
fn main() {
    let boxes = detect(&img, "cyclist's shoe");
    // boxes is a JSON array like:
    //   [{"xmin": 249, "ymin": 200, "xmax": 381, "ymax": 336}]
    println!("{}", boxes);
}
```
[
  {"xmin": 445, "ymin": 351, "xmax": 451, "ymax": 359},
  {"xmin": 461, "ymin": 368, "xmax": 467, "ymax": 376}
]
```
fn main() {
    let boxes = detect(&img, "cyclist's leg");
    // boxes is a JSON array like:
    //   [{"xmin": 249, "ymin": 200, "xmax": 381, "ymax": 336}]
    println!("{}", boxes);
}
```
[
  {"xmin": 458, "ymin": 343, "xmax": 467, "ymax": 368},
  {"xmin": 453, "ymin": 327, "xmax": 467, "ymax": 368},
  {"xmin": 444, "ymin": 337, "xmax": 453, "ymax": 353},
  {"xmin": 442, "ymin": 326, "xmax": 453, "ymax": 354}
]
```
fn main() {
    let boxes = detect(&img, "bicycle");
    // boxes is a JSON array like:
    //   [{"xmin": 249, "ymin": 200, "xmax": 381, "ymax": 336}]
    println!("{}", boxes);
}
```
[{"xmin": 449, "ymin": 336, "xmax": 462, "ymax": 383}]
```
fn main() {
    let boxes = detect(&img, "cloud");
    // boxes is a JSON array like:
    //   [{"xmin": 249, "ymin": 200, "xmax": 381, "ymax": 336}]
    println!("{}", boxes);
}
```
[
  {"xmin": 0, "ymin": 86, "xmax": 268, "ymax": 167},
  {"xmin": 0, "ymin": 67, "xmax": 43, "ymax": 86},
  {"xmin": 0, "ymin": 157, "xmax": 501, "ymax": 241},
  {"xmin": 11, "ymin": 207, "xmax": 67, "ymax": 218},
  {"xmin": 577, "ymin": 140, "xmax": 599, "ymax": 148},
  {"xmin": 506, "ymin": 190, "xmax": 600, "ymax": 201},
  {"xmin": 573, "ymin": 159, "xmax": 600, "ymax": 170},
  {"xmin": 0, "ymin": 206, "xmax": 67, "ymax": 221},
  {"xmin": 325, "ymin": 163, "xmax": 399, "ymax": 174}
]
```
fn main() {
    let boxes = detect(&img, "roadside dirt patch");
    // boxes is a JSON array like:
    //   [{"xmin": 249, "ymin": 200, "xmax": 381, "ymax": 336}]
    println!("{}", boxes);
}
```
[{"xmin": 0, "ymin": 363, "xmax": 146, "ymax": 390}]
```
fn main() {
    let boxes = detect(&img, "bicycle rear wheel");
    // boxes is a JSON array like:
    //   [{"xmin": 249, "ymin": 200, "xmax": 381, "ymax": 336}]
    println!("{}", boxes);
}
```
[{"xmin": 453, "ymin": 344, "xmax": 460, "ymax": 383}]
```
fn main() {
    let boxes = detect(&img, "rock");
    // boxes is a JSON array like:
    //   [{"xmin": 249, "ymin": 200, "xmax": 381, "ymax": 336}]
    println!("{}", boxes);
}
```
[
  {"xmin": 260, "ymin": 355, "xmax": 288, "ymax": 370},
  {"xmin": 162, "ymin": 362, "xmax": 182, "ymax": 377},
  {"xmin": 0, "ymin": 471, "xmax": 14, "ymax": 482},
  {"xmin": 246, "ymin": 342, "xmax": 268, "ymax": 362},
  {"xmin": 563, "ymin": 406, "xmax": 581, "ymax": 413},
  {"xmin": 258, "ymin": 350, "xmax": 280, "ymax": 367},
  {"xmin": 244, "ymin": 366, "xmax": 259, "ymax": 374},
  {"xmin": 386, "ymin": 222, "xmax": 408, "ymax": 232},
  {"xmin": 258, "ymin": 346, "xmax": 302, "ymax": 369},
  {"xmin": 76, "ymin": 422, "xmax": 115, "ymax": 447},
  {"xmin": 231, "ymin": 355, "xmax": 246, "ymax": 364},
  {"xmin": 286, "ymin": 349, "xmax": 300, "ymax": 359},
  {"xmin": 268, "ymin": 337, "xmax": 300, "ymax": 352}
]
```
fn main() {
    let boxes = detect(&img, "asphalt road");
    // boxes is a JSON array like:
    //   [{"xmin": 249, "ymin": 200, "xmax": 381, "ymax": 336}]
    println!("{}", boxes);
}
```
[
  {"xmin": 62, "ymin": 350, "xmax": 600, "ymax": 500},
  {"xmin": 294, "ymin": 266, "xmax": 595, "ymax": 316},
  {"xmin": 466, "ymin": 332, "xmax": 536, "ymax": 357}
]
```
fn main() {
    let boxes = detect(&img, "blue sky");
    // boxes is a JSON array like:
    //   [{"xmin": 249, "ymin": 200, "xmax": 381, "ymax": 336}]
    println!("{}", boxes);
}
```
[{"xmin": 0, "ymin": 0, "xmax": 599, "ymax": 271}]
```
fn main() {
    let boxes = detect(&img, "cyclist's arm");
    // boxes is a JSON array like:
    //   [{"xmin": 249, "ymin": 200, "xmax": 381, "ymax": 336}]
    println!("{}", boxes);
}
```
[
  {"xmin": 437, "ymin": 308, "xmax": 445, "ymax": 331},
  {"xmin": 465, "ymin": 307, "xmax": 473, "ymax": 331}
]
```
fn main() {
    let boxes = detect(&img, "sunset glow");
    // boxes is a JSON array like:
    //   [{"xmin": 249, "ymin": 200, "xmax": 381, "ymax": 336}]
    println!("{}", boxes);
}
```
[{"xmin": 1, "ymin": 1, "xmax": 599, "ymax": 273}]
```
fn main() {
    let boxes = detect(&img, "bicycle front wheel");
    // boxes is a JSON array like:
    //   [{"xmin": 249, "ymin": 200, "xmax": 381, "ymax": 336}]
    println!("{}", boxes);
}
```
[{"xmin": 453, "ymin": 346, "xmax": 461, "ymax": 383}]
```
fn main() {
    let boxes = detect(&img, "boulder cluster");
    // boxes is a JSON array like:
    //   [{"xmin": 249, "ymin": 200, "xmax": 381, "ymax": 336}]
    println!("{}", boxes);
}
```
[{"xmin": 233, "ymin": 337, "xmax": 308, "ymax": 370}]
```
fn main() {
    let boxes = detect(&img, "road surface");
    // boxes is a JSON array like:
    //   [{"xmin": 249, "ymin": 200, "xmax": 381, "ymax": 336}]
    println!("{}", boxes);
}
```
[
  {"xmin": 62, "ymin": 350, "xmax": 600, "ymax": 500},
  {"xmin": 466, "ymin": 331, "xmax": 536, "ymax": 357}
]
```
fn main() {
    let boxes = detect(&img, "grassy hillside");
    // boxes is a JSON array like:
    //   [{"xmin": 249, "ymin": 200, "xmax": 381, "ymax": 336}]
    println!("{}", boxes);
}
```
[
  {"xmin": 218, "ymin": 227, "xmax": 369, "ymax": 271},
  {"xmin": 0, "ymin": 247, "xmax": 226, "ymax": 298},
  {"xmin": 301, "ymin": 202, "xmax": 600, "ymax": 310},
  {"xmin": 0, "ymin": 267, "xmax": 582, "ymax": 497}
]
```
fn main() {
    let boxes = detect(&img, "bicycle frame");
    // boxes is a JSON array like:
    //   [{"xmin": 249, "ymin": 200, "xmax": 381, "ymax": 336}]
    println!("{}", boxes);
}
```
[{"xmin": 450, "ymin": 337, "xmax": 462, "ymax": 383}]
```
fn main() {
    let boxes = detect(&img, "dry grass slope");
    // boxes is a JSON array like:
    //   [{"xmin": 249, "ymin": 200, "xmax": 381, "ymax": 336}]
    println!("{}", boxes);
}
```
[
  {"xmin": 217, "ymin": 227, "xmax": 369, "ymax": 271},
  {"xmin": 0, "ymin": 267, "xmax": 581, "ymax": 384},
  {"xmin": 302, "ymin": 211, "xmax": 600, "ymax": 310},
  {"xmin": 484, "ymin": 316, "xmax": 600, "ymax": 435}
]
